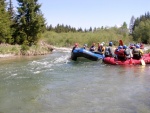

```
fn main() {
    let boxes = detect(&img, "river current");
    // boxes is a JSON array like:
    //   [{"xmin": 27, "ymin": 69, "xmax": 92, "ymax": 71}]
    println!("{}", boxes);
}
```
[{"xmin": 0, "ymin": 48, "xmax": 150, "ymax": 113}]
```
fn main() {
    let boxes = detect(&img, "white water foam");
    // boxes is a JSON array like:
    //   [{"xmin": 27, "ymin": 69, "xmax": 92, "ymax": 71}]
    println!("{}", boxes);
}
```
[
  {"xmin": 28, "ymin": 48, "xmax": 71, "ymax": 74},
  {"xmin": 16, "ymin": 76, "xmax": 30, "ymax": 79},
  {"xmin": 4, "ymin": 73, "xmax": 18, "ymax": 79},
  {"xmin": 53, "ymin": 55, "xmax": 70, "ymax": 64},
  {"xmin": 53, "ymin": 47, "xmax": 71, "ymax": 53},
  {"xmin": 31, "ymin": 60, "xmax": 49, "ymax": 66},
  {"xmin": 33, "ymin": 71, "xmax": 41, "ymax": 74},
  {"xmin": 29, "ymin": 60, "xmax": 54, "ymax": 74}
]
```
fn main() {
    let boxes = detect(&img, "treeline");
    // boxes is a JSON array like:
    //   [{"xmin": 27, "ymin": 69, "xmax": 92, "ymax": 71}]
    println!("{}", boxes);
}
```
[
  {"xmin": 47, "ymin": 24, "xmax": 99, "ymax": 33},
  {"xmin": 132, "ymin": 12, "xmax": 150, "ymax": 44},
  {"xmin": 46, "ymin": 24, "xmax": 127, "ymax": 33},
  {"xmin": 43, "ymin": 22, "xmax": 131, "ymax": 48},
  {"xmin": 0, "ymin": 0, "xmax": 45, "ymax": 46}
]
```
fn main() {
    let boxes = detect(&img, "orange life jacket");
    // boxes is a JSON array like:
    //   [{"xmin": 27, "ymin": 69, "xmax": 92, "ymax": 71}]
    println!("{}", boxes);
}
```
[{"xmin": 98, "ymin": 46, "xmax": 105, "ymax": 52}]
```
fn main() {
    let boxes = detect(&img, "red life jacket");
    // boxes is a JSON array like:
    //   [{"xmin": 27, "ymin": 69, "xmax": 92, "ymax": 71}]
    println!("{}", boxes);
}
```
[{"xmin": 116, "ymin": 49, "xmax": 125, "ymax": 57}]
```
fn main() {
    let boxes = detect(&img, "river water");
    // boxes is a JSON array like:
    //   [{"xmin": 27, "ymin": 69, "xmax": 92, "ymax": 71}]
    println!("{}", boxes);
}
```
[{"xmin": 0, "ymin": 48, "xmax": 150, "ymax": 113}]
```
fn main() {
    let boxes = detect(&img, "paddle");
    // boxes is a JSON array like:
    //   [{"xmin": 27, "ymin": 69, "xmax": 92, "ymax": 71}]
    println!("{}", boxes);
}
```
[
  {"xmin": 129, "ymin": 58, "xmax": 133, "ymax": 65},
  {"xmin": 141, "ymin": 58, "xmax": 146, "ymax": 66},
  {"xmin": 128, "ymin": 51, "xmax": 133, "ymax": 65}
]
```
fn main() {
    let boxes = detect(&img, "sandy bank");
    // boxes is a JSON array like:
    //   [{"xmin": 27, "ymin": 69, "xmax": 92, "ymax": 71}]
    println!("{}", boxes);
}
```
[{"xmin": 0, "ymin": 54, "xmax": 15, "ymax": 58}]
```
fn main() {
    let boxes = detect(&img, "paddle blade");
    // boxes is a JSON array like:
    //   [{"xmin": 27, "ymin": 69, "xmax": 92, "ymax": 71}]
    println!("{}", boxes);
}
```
[
  {"xmin": 141, "ymin": 59, "xmax": 146, "ymax": 66},
  {"xmin": 129, "ymin": 58, "xmax": 132, "ymax": 65}
]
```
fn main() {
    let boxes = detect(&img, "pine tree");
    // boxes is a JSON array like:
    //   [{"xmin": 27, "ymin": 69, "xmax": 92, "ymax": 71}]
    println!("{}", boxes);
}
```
[
  {"xmin": 89, "ymin": 27, "xmax": 92, "ymax": 32},
  {"xmin": 0, "ymin": 0, "xmax": 12, "ymax": 43},
  {"xmin": 118, "ymin": 22, "xmax": 128, "ymax": 37},
  {"xmin": 15, "ymin": 0, "xmax": 46, "ymax": 45},
  {"xmin": 129, "ymin": 16, "xmax": 135, "ymax": 34},
  {"xmin": 131, "ymin": 12, "xmax": 150, "ymax": 43},
  {"xmin": 8, "ymin": 0, "xmax": 14, "ymax": 18}
]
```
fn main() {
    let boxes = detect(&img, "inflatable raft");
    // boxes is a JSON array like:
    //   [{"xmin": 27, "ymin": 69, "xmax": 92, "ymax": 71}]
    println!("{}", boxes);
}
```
[
  {"xmin": 129, "ymin": 44, "xmax": 144, "ymax": 49},
  {"xmin": 103, "ymin": 54, "xmax": 150, "ymax": 65},
  {"xmin": 71, "ymin": 48, "xmax": 104, "ymax": 61}
]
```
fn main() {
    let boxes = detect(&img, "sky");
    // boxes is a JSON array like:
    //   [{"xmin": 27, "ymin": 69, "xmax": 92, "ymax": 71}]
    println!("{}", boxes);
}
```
[{"xmin": 8, "ymin": 0, "xmax": 150, "ymax": 29}]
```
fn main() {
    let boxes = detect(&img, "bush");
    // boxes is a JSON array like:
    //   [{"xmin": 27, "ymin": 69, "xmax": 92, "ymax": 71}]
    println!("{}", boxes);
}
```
[
  {"xmin": 42, "ymin": 30, "xmax": 133, "ymax": 47},
  {"xmin": 21, "ymin": 44, "xmax": 29, "ymax": 51}
]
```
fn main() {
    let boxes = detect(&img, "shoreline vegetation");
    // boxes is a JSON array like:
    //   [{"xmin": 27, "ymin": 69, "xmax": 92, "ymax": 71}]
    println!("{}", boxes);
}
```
[
  {"xmin": 1, "ymin": 29, "xmax": 150, "ymax": 59},
  {"xmin": 1, "ymin": 1, "xmax": 150, "ymax": 59},
  {"xmin": 0, "ymin": 41, "xmax": 53, "ymax": 58},
  {"xmin": 1, "ymin": 30, "xmax": 150, "ymax": 59}
]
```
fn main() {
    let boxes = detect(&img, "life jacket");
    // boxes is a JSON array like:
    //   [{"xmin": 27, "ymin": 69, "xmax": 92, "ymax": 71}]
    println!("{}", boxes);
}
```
[
  {"xmin": 97, "ymin": 45, "xmax": 101, "ymax": 51},
  {"xmin": 98, "ymin": 46, "xmax": 105, "ymax": 53},
  {"xmin": 116, "ymin": 49, "xmax": 125, "ymax": 57},
  {"xmin": 72, "ymin": 46, "xmax": 77, "ymax": 52},
  {"xmin": 89, "ymin": 45, "xmax": 95, "ymax": 51},
  {"xmin": 105, "ymin": 47, "xmax": 110, "ymax": 56},
  {"xmin": 133, "ymin": 49, "xmax": 140, "ymax": 56},
  {"xmin": 124, "ymin": 49, "xmax": 130, "ymax": 56}
]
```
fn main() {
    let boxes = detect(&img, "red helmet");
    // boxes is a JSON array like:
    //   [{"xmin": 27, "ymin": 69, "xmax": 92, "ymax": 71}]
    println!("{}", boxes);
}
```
[{"xmin": 74, "ymin": 43, "xmax": 78, "ymax": 46}]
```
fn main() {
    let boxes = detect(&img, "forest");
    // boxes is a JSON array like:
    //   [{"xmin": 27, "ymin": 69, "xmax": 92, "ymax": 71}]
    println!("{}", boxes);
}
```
[{"xmin": 0, "ymin": 0, "xmax": 150, "ymax": 48}]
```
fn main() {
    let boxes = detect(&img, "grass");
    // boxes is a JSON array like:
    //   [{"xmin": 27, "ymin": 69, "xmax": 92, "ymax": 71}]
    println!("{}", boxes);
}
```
[
  {"xmin": 0, "ymin": 44, "xmax": 21, "ymax": 55},
  {"xmin": 0, "ymin": 42, "xmax": 53, "ymax": 56}
]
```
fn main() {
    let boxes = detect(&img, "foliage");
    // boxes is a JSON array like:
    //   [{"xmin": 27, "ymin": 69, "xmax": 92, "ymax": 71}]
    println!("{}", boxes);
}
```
[
  {"xmin": 21, "ymin": 44, "xmax": 29, "ymax": 51},
  {"xmin": 133, "ymin": 20, "xmax": 150, "ymax": 44},
  {"xmin": 42, "ymin": 26, "xmax": 132, "ymax": 47},
  {"xmin": 2, "ymin": 0, "xmax": 150, "ymax": 51},
  {"xmin": 132, "ymin": 12, "xmax": 150, "ymax": 44},
  {"xmin": 13, "ymin": 0, "xmax": 46, "ymax": 45},
  {"xmin": 47, "ymin": 24, "xmax": 99, "ymax": 33},
  {"xmin": 0, "ymin": 44, "xmax": 20, "ymax": 54},
  {"xmin": 0, "ymin": 0, "xmax": 12, "ymax": 43}
]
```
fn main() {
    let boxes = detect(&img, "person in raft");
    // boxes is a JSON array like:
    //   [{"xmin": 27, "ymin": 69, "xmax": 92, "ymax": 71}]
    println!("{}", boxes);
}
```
[
  {"xmin": 132, "ymin": 44, "xmax": 143, "ymax": 59},
  {"xmin": 71, "ymin": 43, "xmax": 78, "ymax": 52},
  {"xmin": 104, "ymin": 42, "xmax": 114, "ymax": 57},
  {"xmin": 122, "ymin": 45, "xmax": 131, "ymax": 59},
  {"xmin": 115, "ymin": 45, "xmax": 129, "ymax": 60},
  {"xmin": 82, "ymin": 44, "xmax": 88, "ymax": 49},
  {"xmin": 97, "ymin": 43, "xmax": 105, "ymax": 55},
  {"xmin": 89, "ymin": 43, "xmax": 96, "ymax": 52}
]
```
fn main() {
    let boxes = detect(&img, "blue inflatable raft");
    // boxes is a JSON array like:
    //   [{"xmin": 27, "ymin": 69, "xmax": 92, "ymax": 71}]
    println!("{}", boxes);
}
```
[{"xmin": 71, "ymin": 48, "xmax": 104, "ymax": 61}]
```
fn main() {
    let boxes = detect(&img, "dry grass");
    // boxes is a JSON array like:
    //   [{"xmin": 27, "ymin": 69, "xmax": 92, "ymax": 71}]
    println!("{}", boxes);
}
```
[{"xmin": 0, "ymin": 42, "xmax": 53, "ymax": 57}]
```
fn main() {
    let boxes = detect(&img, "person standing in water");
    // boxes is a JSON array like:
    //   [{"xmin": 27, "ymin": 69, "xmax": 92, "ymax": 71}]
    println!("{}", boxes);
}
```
[{"xmin": 72, "ymin": 43, "xmax": 78, "ymax": 52}]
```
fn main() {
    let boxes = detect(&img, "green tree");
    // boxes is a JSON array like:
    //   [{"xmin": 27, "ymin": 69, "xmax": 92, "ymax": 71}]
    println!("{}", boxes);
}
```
[
  {"xmin": 0, "ymin": 0, "xmax": 12, "ymax": 43},
  {"xmin": 8, "ymin": 0, "xmax": 14, "ymax": 18},
  {"xmin": 118, "ymin": 22, "xmax": 128, "ymax": 37},
  {"xmin": 15, "ymin": 0, "xmax": 46, "ymax": 45},
  {"xmin": 132, "ymin": 12, "xmax": 150, "ymax": 43},
  {"xmin": 47, "ymin": 24, "xmax": 53, "ymax": 31},
  {"xmin": 89, "ymin": 27, "xmax": 92, "ymax": 32},
  {"xmin": 132, "ymin": 12, "xmax": 150, "ymax": 32},
  {"xmin": 133, "ymin": 20, "xmax": 150, "ymax": 43}
]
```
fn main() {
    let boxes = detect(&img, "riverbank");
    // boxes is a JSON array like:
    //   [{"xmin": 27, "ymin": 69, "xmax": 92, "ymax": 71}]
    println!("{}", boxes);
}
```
[
  {"xmin": 0, "ymin": 41, "xmax": 53, "ymax": 58},
  {"xmin": 0, "ymin": 54, "xmax": 15, "ymax": 58},
  {"xmin": 0, "ymin": 42, "xmax": 150, "ymax": 58}
]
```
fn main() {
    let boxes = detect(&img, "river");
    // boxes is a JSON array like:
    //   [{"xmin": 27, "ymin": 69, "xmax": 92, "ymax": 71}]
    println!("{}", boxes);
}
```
[{"xmin": 0, "ymin": 47, "xmax": 150, "ymax": 113}]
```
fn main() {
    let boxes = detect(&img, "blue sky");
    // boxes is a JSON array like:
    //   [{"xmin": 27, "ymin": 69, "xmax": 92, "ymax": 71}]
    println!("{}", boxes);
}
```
[{"xmin": 9, "ymin": 0, "xmax": 150, "ymax": 29}]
